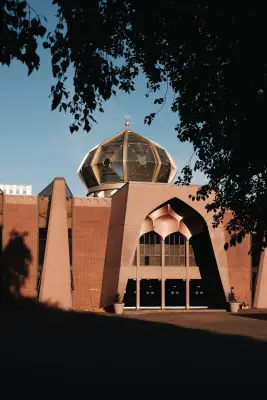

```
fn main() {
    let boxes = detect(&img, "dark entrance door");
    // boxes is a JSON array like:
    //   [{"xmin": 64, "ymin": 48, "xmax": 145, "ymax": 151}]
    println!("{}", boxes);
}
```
[
  {"xmin": 140, "ymin": 279, "xmax": 161, "ymax": 308},
  {"xmin": 124, "ymin": 279, "xmax": 137, "ymax": 308},
  {"xmin": 165, "ymin": 279, "xmax": 186, "ymax": 307},
  {"xmin": 189, "ymin": 279, "xmax": 207, "ymax": 307}
]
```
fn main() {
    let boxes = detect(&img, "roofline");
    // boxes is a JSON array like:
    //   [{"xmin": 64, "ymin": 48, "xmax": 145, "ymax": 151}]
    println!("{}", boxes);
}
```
[{"xmin": 0, "ymin": 183, "xmax": 32, "ymax": 186}]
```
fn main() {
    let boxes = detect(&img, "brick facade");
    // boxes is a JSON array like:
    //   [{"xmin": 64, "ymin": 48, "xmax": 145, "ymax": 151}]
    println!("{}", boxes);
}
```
[
  {"xmin": 224, "ymin": 213, "xmax": 251, "ymax": 305},
  {"xmin": 3, "ymin": 196, "xmax": 38, "ymax": 298},
  {"xmin": 72, "ymin": 198, "xmax": 111, "ymax": 310},
  {"xmin": 0, "ymin": 185, "xmax": 256, "ymax": 309}
]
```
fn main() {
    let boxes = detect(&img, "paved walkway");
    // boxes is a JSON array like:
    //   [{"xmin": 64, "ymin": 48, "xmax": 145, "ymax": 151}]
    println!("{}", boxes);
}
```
[{"xmin": 124, "ymin": 309, "xmax": 267, "ymax": 341}]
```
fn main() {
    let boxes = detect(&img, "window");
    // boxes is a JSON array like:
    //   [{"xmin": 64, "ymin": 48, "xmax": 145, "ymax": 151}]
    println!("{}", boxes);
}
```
[
  {"xmin": 23, "ymin": 188, "xmax": 27, "ymax": 195},
  {"xmin": 37, "ymin": 228, "xmax": 47, "ymax": 295},
  {"xmin": 68, "ymin": 229, "xmax": 72, "ymax": 265},
  {"xmin": 16, "ymin": 188, "xmax": 19, "ymax": 194},
  {"xmin": 9, "ymin": 189, "xmax": 13, "ymax": 194},
  {"xmin": 68, "ymin": 229, "xmax": 74, "ymax": 290},
  {"xmin": 140, "ymin": 232, "xmax": 161, "ymax": 266},
  {"xmin": 189, "ymin": 238, "xmax": 197, "ymax": 266},
  {"xmin": 165, "ymin": 232, "xmax": 186, "ymax": 266}
]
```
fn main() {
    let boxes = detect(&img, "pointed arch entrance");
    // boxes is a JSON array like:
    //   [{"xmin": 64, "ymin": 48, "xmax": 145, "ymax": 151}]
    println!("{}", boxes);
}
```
[{"xmin": 123, "ymin": 196, "xmax": 225, "ymax": 309}]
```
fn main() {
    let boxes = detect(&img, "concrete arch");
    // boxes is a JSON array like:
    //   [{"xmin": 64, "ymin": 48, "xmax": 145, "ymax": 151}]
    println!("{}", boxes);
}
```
[
  {"xmin": 140, "ymin": 216, "xmax": 154, "ymax": 236},
  {"xmin": 101, "ymin": 183, "xmax": 230, "ymax": 307},
  {"xmin": 154, "ymin": 215, "xmax": 179, "ymax": 239},
  {"xmin": 182, "ymin": 215, "xmax": 203, "ymax": 237},
  {"xmin": 164, "ymin": 231, "xmax": 187, "ymax": 241},
  {"xmin": 139, "ymin": 230, "xmax": 162, "ymax": 241},
  {"xmin": 139, "ymin": 193, "xmax": 229, "ymax": 300},
  {"xmin": 179, "ymin": 220, "xmax": 192, "ymax": 240}
]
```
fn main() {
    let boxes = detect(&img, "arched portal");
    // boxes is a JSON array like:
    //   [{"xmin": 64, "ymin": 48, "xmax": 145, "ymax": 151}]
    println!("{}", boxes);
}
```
[{"xmin": 124, "ymin": 197, "xmax": 226, "ymax": 310}]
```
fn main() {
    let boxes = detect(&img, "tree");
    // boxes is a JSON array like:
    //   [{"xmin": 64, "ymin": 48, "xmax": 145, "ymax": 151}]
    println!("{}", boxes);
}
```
[
  {"xmin": 1, "ymin": 0, "xmax": 47, "ymax": 74},
  {"xmin": 2, "ymin": 0, "xmax": 267, "ymax": 250}
]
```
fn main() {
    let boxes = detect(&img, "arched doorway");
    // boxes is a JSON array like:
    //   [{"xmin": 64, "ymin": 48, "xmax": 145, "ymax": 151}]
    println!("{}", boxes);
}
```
[
  {"xmin": 124, "ymin": 197, "xmax": 226, "ymax": 310},
  {"xmin": 164, "ymin": 232, "xmax": 186, "ymax": 308},
  {"xmin": 140, "ymin": 231, "xmax": 161, "ymax": 266},
  {"xmin": 139, "ymin": 231, "xmax": 162, "ymax": 308}
]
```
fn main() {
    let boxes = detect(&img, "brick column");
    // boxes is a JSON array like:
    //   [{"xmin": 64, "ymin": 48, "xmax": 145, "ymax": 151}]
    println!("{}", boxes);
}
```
[{"xmin": 39, "ymin": 178, "xmax": 72, "ymax": 309}]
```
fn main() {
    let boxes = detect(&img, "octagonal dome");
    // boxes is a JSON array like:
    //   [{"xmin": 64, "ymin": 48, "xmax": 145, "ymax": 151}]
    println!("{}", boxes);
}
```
[{"xmin": 78, "ymin": 129, "xmax": 177, "ymax": 197}]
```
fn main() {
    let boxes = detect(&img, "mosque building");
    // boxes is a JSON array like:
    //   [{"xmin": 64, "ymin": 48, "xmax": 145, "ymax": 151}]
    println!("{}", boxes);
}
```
[{"xmin": 0, "ymin": 120, "xmax": 265, "ymax": 310}]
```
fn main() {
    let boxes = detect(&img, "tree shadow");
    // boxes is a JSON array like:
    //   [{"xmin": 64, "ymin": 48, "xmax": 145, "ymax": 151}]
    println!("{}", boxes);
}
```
[
  {"xmin": 0, "ymin": 230, "xmax": 32, "ymax": 308},
  {"xmin": 1, "ymin": 230, "xmax": 267, "ymax": 381},
  {"xmin": 1, "ymin": 305, "xmax": 267, "ymax": 382},
  {"xmin": 231, "ymin": 312, "xmax": 267, "ymax": 321}
]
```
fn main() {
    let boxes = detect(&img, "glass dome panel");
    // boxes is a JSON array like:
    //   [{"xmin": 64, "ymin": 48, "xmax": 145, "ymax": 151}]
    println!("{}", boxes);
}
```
[
  {"xmin": 112, "ymin": 163, "xmax": 124, "ymax": 178},
  {"xmin": 127, "ymin": 133, "xmax": 156, "ymax": 163},
  {"xmin": 96, "ymin": 163, "xmax": 123, "ymax": 183},
  {"xmin": 96, "ymin": 134, "xmax": 124, "ymax": 165},
  {"xmin": 156, "ymin": 164, "xmax": 171, "ymax": 182},
  {"xmin": 127, "ymin": 133, "xmax": 157, "ymax": 181},
  {"xmin": 127, "ymin": 161, "xmax": 156, "ymax": 182},
  {"xmin": 155, "ymin": 146, "xmax": 171, "ymax": 182},
  {"xmin": 94, "ymin": 134, "xmax": 124, "ymax": 183},
  {"xmin": 81, "ymin": 148, "xmax": 98, "ymax": 187},
  {"xmin": 156, "ymin": 146, "xmax": 171, "ymax": 165}
]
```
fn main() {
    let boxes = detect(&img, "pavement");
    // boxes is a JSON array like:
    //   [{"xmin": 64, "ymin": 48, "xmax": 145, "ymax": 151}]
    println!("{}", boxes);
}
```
[
  {"xmin": 1, "ymin": 302, "xmax": 267, "ymax": 382},
  {"xmin": 124, "ymin": 309, "xmax": 267, "ymax": 342}
]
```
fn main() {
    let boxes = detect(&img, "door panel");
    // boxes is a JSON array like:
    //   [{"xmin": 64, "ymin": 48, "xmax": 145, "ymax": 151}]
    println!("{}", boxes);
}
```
[
  {"xmin": 189, "ymin": 279, "xmax": 207, "ymax": 307},
  {"xmin": 165, "ymin": 279, "xmax": 186, "ymax": 307},
  {"xmin": 140, "ymin": 279, "xmax": 161, "ymax": 307},
  {"xmin": 124, "ymin": 279, "xmax": 137, "ymax": 308}
]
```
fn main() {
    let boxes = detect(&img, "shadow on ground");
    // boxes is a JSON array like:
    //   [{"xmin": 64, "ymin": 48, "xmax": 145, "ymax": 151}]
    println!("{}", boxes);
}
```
[
  {"xmin": 2, "ymin": 301, "xmax": 267, "ymax": 382},
  {"xmin": 232, "ymin": 312, "xmax": 267, "ymax": 321},
  {"xmin": 1, "ymin": 232, "xmax": 267, "ymax": 382}
]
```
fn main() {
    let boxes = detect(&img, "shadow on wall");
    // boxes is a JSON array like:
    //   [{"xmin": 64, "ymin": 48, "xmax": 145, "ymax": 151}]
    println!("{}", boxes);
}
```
[
  {"xmin": 169, "ymin": 197, "xmax": 227, "ymax": 309},
  {"xmin": 190, "ymin": 228, "xmax": 227, "ymax": 309},
  {"xmin": 0, "ymin": 230, "xmax": 32, "ymax": 308}
]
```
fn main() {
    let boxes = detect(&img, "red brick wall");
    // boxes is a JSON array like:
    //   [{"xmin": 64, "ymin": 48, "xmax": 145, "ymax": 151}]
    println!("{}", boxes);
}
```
[
  {"xmin": 72, "ymin": 201, "xmax": 111, "ymax": 310},
  {"xmin": 3, "ymin": 198, "xmax": 38, "ymax": 298},
  {"xmin": 224, "ymin": 213, "xmax": 251, "ymax": 304}
]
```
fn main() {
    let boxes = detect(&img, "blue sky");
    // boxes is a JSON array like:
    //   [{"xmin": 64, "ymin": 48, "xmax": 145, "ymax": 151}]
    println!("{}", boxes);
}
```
[{"xmin": 0, "ymin": 0, "xmax": 206, "ymax": 196}]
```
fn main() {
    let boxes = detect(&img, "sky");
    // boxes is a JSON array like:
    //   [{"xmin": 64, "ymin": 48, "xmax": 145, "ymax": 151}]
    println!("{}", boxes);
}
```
[{"xmin": 0, "ymin": 0, "xmax": 206, "ymax": 196}]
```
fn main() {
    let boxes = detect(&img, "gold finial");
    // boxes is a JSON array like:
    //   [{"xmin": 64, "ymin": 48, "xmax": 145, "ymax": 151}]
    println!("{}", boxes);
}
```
[{"xmin": 125, "ymin": 114, "xmax": 131, "ymax": 128}]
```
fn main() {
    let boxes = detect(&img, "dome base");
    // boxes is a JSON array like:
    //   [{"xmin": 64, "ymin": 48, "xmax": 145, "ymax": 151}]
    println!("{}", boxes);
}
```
[{"xmin": 87, "ymin": 183, "xmax": 125, "ymax": 198}]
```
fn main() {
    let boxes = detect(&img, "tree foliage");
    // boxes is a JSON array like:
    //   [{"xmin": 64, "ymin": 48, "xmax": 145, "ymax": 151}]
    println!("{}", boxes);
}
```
[
  {"xmin": 2, "ymin": 0, "xmax": 267, "ymax": 250},
  {"xmin": 1, "ymin": 0, "xmax": 47, "ymax": 74}
]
